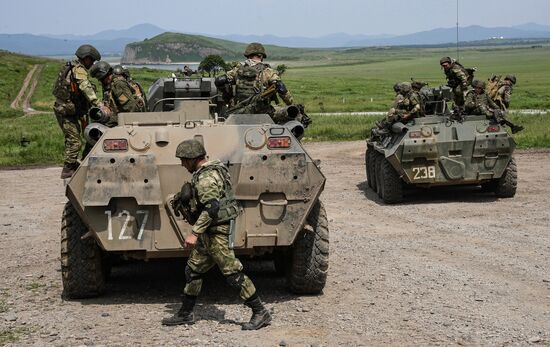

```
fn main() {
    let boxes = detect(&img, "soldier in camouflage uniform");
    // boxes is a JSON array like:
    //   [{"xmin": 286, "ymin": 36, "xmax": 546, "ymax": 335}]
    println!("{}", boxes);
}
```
[
  {"xmin": 495, "ymin": 75, "xmax": 516, "ymax": 111},
  {"xmin": 52, "ymin": 44, "xmax": 102, "ymax": 179},
  {"xmin": 162, "ymin": 139, "xmax": 271, "ymax": 330},
  {"xmin": 440, "ymin": 56, "xmax": 471, "ymax": 108},
  {"xmin": 89, "ymin": 61, "xmax": 146, "ymax": 125},
  {"xmin": 112, "ymin": 65, "xmax": 148, "ymax": 111},
  {"xmin": 464, "ymin": 80, "xmax": 499, "ymax": 116},
  {"xmin": 465, "ymin": 80, "xmax": 524, "ymax": 133},
  {"xmin": 374, "ymin": 82, "xmax": 424, "ymax": 135},
  {"xmin": 215, "ymin": 42, "xmax": 294, "ymax": 117}
]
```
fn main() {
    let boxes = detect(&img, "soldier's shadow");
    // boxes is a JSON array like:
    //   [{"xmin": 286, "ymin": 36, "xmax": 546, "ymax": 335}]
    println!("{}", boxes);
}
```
[{"xmin": 76, "ymin": 259, "xmax": 298, "ymax": 309}]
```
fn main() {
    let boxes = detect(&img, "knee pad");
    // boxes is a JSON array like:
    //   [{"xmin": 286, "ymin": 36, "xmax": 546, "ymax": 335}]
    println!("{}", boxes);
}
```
[
  {"xmin": 185, "ymin": 265, "xmax": 203, "ymax": 284},
  {"xmin": 226, "ymin": 272, "xmax": 245, "ymax": 289}
]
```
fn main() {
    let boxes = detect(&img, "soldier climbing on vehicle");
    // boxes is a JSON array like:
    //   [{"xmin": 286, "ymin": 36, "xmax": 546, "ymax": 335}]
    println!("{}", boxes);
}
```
[
  {"xmin": 374, "ymin": 81, "xmax": 424, "ymax": 136},
  {"xmin": 440, "ymin": 56, "xmax": 475, "ymax": 109},
  {"xmin": 52, "ymin": 44, "xmax": 102, "ymax": 179},
  {"xmin": 465, "ymin": 80, "xmax": 524, "ymax": 134}
]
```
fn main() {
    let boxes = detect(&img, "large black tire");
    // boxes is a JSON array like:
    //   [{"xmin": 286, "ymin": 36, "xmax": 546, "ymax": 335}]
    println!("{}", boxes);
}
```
[
  {"xmin": 61, "ymin": 202, "xmax": 106, "ymax": 299},
  {"xmin": 375, "ymin": 153, "xmax": 384, "ymax": 198},
  {"xmin": 366, "ymin": 148, "xmax": 376, "ymax": 190},
  {"xmin": 287, "ymin": 201, "xmax": 329, "ymax": 294},
  {"xmin": 494, "ymin": 158, "xmax": 517, "ymax": 198},
  {"xmin": 379, "ymin": 158, "xmax": 403, "ymax": 204}
]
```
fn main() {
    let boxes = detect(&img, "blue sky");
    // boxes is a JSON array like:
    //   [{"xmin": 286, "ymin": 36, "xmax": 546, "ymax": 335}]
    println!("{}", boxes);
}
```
[{"xmin": 2, "ymin": 0, "xmax": 550, "ymax": 37}]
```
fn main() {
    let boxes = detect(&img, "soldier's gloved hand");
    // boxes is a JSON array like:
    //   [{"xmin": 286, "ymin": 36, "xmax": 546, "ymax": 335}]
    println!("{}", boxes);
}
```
[{"xmin": 171, "ymin": 193, "xmax": 182, "ymax": 216}]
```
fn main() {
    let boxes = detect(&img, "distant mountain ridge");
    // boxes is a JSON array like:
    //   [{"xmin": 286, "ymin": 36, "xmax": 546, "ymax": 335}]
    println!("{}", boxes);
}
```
[{"xmin": 1, "ymin": 22, "xmax": 550, "ymax": 57}]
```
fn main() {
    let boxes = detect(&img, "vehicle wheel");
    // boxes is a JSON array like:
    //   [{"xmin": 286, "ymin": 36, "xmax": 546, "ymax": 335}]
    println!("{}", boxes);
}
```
[
  {"xmin": 375, "ymin": 153, "xmax": 384, "ymax": 198},
  {"xmin": 287, "ymin": 200, "xmax": 329, "ymax": 294},
  {"xmin": 494, "ymin": 158, "xmax": 517, "ymax": 198},
  {"xmin": 379, "ymin": 158, "xmax": 403, "ymax": 204},
  {"xmin": 61, "ymin": 202, "xmax": 106, "ymax": 299},
  {"xmin": 366, "ymin": 147, "xmax": 376, "ymax": 190}
]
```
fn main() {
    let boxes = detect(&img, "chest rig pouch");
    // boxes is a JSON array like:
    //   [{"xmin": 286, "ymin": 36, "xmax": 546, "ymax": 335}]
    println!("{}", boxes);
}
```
[{"xmin": 192, "ymin": 163, "xmax": 240, "ymax": 226}]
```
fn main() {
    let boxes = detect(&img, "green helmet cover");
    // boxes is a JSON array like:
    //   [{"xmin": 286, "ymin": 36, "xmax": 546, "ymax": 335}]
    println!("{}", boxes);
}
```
[
  {"xmin": 176, "ymin": 139, "xmax": 206, "ymax": 159},
  {"xmin": 244, "ymin": 42, "xmax": 267, "ymax": 58}
]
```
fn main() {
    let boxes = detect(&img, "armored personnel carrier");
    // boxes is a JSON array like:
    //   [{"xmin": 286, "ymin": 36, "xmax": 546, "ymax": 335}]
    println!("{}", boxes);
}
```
[
  {"xmin": 366, "ymin": 86, "xmax": 517, "ymax": 204},
  {"xmin": 62, "ymin": 76, "xmax": 328, "ymax": 298}
]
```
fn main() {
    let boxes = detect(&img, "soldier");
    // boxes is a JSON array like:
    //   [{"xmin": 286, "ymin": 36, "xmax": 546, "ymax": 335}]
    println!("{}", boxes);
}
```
[
  {"xmin": 162, "ymin": 139, "xmax": 271, "ymax": 330},
  {"xmin": 464, "ymin": 80, "xmax": 499, "ymax": 116},
  {"xmin": 465, "ymin": 80, "xmax": 524, "ymax": 133},
  {"xmin": 112, "ymin": 65, "xmax": 149, "ymax": 111},
  {"xmin": 440, "ymin": 56, "xmax": 471, "ymax": 108},
  {"xmin": 495, "ymin": 75, "xmax": 517, "ymax": 111},
  {"xmin": 52, "ymin": 44, "xmax": 102, "ymax": 179},
  {"xmin": 374, "ymin": 82, "xmax": 423, "ymax": 135},
  {"xmin": 89, "ymin": 61, "xmax": 146, "ymax": 124},
  {"xmin": 215, "ymin": 42, "xmax": 294, "ymax": 117},
  {"xmin": 183, "ymin": 65, "xmax": 194, "ymax": 77}
]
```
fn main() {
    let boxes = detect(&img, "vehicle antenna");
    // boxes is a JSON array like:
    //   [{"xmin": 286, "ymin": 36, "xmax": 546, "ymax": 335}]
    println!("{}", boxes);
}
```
[{"xmin": 456, "ymin": 0, "xmax": 460, "ymax": 60}]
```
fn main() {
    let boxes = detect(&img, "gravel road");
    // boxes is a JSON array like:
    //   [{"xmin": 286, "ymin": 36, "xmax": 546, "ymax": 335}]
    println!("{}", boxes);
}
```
[{"xmin": 1, "ymin": 141, "xmax": 549, "ymax": 346}]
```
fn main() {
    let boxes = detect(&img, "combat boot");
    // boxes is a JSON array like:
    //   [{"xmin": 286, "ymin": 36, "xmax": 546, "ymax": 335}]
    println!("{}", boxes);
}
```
[
  {"xmin": 60, "ymin": 162, "xmax": 79, "ymax": 179},
  {"xmin": 242, "ymin": 294, "xmax": 271, "ymax": 330},
  {"xmin": 511, "ymin": 125, "xmax": 524, "ymax": 134},
  {"xmin": 161, "ymin": 294, "xmax": 196, "ymax": 326}
]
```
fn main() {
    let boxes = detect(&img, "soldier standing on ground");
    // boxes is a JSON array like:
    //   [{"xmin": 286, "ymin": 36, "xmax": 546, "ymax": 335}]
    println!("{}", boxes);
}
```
[
  {"xmin": 215, "ymin": 42, "xmax": 294, "ymax": 116},
  {"xmin": 162, "ymin": 139, "xmax": 272, "ymax": 330},
  {"xmin": 112, "ymin": 65, "xmax": 149, "ymax": 111},
  {"xmin": 89, "ymin": 61, "xmax": 146, "ymax": 125},
  {"xmin": 440, "ymin": 56, "xmax": 471, "ymax": 108},
  {"xmin": 52, "ymin": 44, "xmax": 102, "ymax": 179}
]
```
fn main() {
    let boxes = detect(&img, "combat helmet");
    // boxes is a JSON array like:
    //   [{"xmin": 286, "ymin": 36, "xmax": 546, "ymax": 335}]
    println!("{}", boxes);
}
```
[
  {"xmin": 505, "ymin": 75, "xmax": 517, "ymax": 85},
  {"xmin": 472, "ymin": 80, "xmax": 486, "ymax": 89},
  {"xmin": 89, "ymin": 61, "xmax": 113, "ymax": 81},
  {"xmin": 244, "ymin": 42, "xmax": 267, "ymax": 58},
  {"xmin": 399, "ymin": 82, "xmax": 412, "ymax": 94},
  {"xmin": 75, "ymin": 44, "xmax": 101, "ymax": 61},
  {"xmin": 439, "ymin": 56, "xmax": 452, "ymax": 65},
  {"xmin": 176, "ymin": 139, "xmax": 206, "ymax": 159},
  {"xmin": 113, "ymin": 65, "xmax": 130, "ymax": 78}
]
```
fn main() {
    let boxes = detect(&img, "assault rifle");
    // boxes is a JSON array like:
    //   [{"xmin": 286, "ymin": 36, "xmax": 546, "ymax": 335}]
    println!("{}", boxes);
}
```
[
  {"xmin": 225, "ymin": 83, "xmax": 277, "ymax": 115},
  {"xmin": 172, "ymin": 182, "xmax": 200, "ymax": 225}
]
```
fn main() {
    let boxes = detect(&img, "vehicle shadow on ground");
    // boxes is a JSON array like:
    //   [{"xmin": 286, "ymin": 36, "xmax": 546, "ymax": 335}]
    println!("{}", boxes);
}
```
[
  {"xmin": 77, "ymin": 259, "xmax": 299, "ymax": 311},
  {"xmin": 357, "ymin": 180, "xmax": 499, "ymax": 205}
]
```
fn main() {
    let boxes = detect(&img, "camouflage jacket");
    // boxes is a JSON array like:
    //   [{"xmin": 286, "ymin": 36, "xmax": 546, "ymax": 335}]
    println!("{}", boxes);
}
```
[
  {"xmin": 226, "ymin": 59, "xmax": 293, "ymax": 106},
  {"xmin": 496, "ymin": 83, "xmax": 513, "ymax": 110},
  {"xmin": 104, "ymin": 75, "xmax": 146, "ymax": 115},
  {"xmin": 396, "ymin": 91, "xmax": 424, "ymax": 119},
  {"xmin": 191, "ymin": 160, "xmax": 232, "ymax": 235},
  {"xmin": 444, "ymin": 63, "xmax": 469, "ymax": 90},
  {"xmin": 66, "ymin": 60, "xmax": 100, "ymax": 114},
  {"xmin": 464, "ymin": 90, "xmax": 498, "ymax": 116}
]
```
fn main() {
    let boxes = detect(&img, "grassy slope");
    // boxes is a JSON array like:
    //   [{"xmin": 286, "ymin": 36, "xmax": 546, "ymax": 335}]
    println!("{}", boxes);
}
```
[{"xmin": 1, "ymin": 45, "xmax": 550, "ymax": 166}]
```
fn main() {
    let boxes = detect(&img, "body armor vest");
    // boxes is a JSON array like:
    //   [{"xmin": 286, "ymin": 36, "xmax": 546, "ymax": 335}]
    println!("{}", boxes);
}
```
[{"xmin": 192, "ymin": 162, "xmax": 240, "ymax": 225}]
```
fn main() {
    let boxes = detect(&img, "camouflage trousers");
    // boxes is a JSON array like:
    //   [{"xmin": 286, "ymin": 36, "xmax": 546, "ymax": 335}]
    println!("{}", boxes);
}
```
[
  {"xmin": 184, "ymin": 230, "xmax": 256, "ymax": 300},
  {"xmin": 452, "ymin": 86, "xmax": 467, "ymax": 107},
  {"xmin": 55, "ymin": 113, "xmax": 82, "ymax": 164}
]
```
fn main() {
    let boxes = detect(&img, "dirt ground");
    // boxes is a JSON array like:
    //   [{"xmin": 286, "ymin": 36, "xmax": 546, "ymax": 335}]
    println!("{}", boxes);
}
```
[{"xmin": 1, "ymin": 141, "xmax": 549, "ymax": 346}]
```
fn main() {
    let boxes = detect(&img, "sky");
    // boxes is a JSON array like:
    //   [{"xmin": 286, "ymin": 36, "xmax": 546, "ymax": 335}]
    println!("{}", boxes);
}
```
[{"xmin": 1, "ymin": 0, "xmax": 550, "ymax": 37}]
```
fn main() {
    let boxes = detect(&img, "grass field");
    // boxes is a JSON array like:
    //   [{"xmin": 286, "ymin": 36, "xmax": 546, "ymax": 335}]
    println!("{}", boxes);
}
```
[{"xmin": 1, "ymin": 45, "xmax": 550, "ymax": 166}]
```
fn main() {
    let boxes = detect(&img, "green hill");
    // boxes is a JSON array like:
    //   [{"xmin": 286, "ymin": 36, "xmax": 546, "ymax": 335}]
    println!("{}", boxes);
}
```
[{"xmin": 121, "ymin": 32, "xmax": 319, "ymax": 64}]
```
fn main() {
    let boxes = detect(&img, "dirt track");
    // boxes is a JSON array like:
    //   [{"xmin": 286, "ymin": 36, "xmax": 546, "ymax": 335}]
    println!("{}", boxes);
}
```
[{"xmin": 1, "ymin": 141, "xmax": 549, "ymax": 346}]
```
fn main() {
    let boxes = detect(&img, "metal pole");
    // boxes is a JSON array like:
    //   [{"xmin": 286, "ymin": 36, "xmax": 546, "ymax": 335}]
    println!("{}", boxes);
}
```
[{"xmin": 456, "ymin": 0, "xmax": 460, "ymax": 60}]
